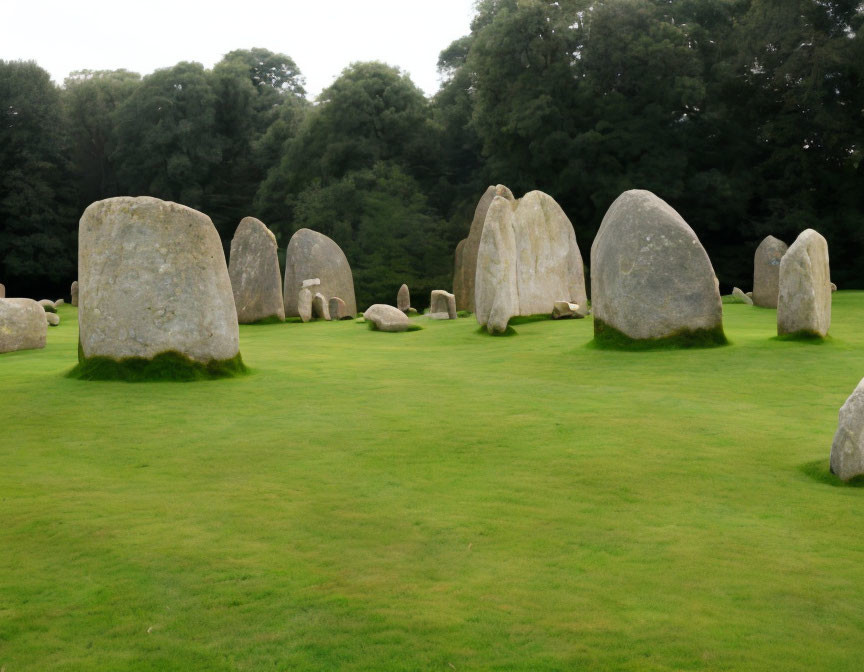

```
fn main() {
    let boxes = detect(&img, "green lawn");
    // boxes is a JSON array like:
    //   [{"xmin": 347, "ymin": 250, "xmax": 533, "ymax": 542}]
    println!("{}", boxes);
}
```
[{"xmin": 2, "ymin": 295, "xmax": 864, "ymax": 671}]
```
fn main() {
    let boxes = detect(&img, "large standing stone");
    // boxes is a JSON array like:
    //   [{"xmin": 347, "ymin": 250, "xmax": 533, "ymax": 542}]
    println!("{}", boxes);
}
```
[
  {"xmin": 591, "ymin": 190, "xmax": 724, "ymax": 344},
  {"xmin": 0, "ymin": 298, "xmax": 47, "ymax": 354},
  {"xmin": 397, "ymin": 284, "xmax": 411, "ymax": 313},
  {"xmin": 429, "ymin": 290, "xmax": 457, "ymax": 320},
  {"xmin": 453, "ymin": 185, "xmax": 515, "ymax": 312},
  {"xmin": 753, "ymin": 236, "xmax": 788, "ymax": 308},
  {"xmin": 831, "ymin": 378, "xmax": 864, "ymax": 482},
  {"xmin": 475, "ymin": 190, "xmax": 588, "ymax": 334},
  {"xmin": 77, "ymin": 196, "xmax": 240, "ymax": 365},
  {"xmin": 283, "ymin": 229, "xmax": 356, "ymax": 317},
  {"xmin": 364, "ymin": 304, "xmax": 412, "ymax": 332},
  {"xmin": 298, "ymin": 288, "xmax": 312, "ymax": 323},
  {"xmin": 328, "ymin": 297, "xmax": 351, "ymax": 320},
  {"xmin": 228, "ymin": 217, "xmax": 285, "ymax": 324},
  {"xmin": 777, "ymin": 229, "xmax": 831, "ymax": 338},
  {"xmin": 71, "ymin": 280, "xmax": 78, "ymax": 306}
]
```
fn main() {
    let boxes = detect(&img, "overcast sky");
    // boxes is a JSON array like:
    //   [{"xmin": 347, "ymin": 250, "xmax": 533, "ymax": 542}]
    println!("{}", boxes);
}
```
[{"xmin": 2, "ymin": 0, "xmax": 476, "ymax": 97}]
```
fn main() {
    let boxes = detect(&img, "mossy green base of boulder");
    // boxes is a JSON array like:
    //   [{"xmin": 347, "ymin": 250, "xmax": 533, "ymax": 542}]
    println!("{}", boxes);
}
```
[
  {"xmin": 456, "ymin": 310, "xmax": 472, "ymax": 318},
  {"xmin": 591, "ymin": 318, "xmax": 728, "ymax": 351},
  {"xmin": 774, "ymin": 330, "xmax": 828, "ymax": 343},
  {"xmin": 799, "ymin": 459, "xmax": 864, "ymax": 487},
  {"xmin": 67, "ymin": 348, "xmax": 247, "ymax": 382},
  {"xmin": 509, "ymin": 314, "xmax": 553, "ymax": 326},
  {"xmin": 475, "ymin": 325, "xmax": 518, "ymax": 337},
  {"xmin": 244, "ymin": 315, "xmax": 285, "ymax": 326},
  {"xmin": 366, "ymin": 321, "xmax": 423, "ymax": 333}
]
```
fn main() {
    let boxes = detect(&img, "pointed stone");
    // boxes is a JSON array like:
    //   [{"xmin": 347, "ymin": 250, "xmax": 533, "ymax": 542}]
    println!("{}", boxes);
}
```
[
  {"xmin": 228, "ymin": 217, "xmax": 284, "ymax": 324},
  {"xmin": 753, "ymin": 236, "xmax": 788, "ymax": 308},
  {"xmin": 831, "ymin": 378, "xmax": 864, "ymax": 481},
  {"xmin": 732, "ymin": 287, "xmax": 753, "ymax": 305},
  {"xmin": 284, "ymin": 229, "xmax": 356, "ymax": 318},
  {"xmin": 777, "ymin": 229, "xmax": 831, "ymax": 338},
  {"xmin": 397, "ymin": 284, "xmax": 411, "ymax": 313}
]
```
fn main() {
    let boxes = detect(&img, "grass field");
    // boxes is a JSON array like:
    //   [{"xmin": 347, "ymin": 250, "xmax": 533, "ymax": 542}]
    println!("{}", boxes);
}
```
[{"xmin": 2, "ymin": 295, "xmax": 864, "ymax": 671}]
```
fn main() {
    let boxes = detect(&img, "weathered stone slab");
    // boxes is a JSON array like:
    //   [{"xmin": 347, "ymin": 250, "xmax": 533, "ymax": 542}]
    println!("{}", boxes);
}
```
[
  {"xmin": 430, "ymin": 290, "xmax": 456, "ymax": 320},
  {"xmin": 364, "ymin": 304, "xmax": 412, "ymax": 332},
  {"xmin": 777, "ymin": 229, "xmax": 831, "ymax": 338},
  {"xmin": 753, "ymin": 236, "xmax": 787, "ymax": 308},
  {"xmin": 397, "ymin": 284, "xmax": 410, "ymax": 313},
  {"xmin": 475, "ymin": 190, "xmax": 587, "ymax": 334},
  {"xmin": 591, "ymin": 190, "xmax": 724, "ymax": 344},
  {"xmin": 732, "ymin": 287, "xmax": 753, "ymax": 305},
  {"xmin": 312, "ymin": 292, "xmax": 331, "ymax": 321},
  {"xmin": 298, "ymin": 288, "xmax": 312, "ymax": 323},
  {"xmin": 284, "ymin": 229, "xmax": 356, "ymax": 317},
  {"xmin": 77, "ymin": 196, "xmax": 240, "ymax": 364},
  {"xmin": 302, "ymin": 278, "xmax": 321, "ymax": 289},
  {"xmin": 328, "ymin": 296, "xmax": 351, "ymax": 320},
  {"xmin": 228, "ymin": 216, "xmax": 284, "ymax": 324},
  {"xmin": 71, "ymin": 281, "xmax": 78, "ymax": 306},
  {"xmin": 831, "ymin": 378, "xmax": 864, "ymax": 481},
  {"xmin": 0, "ymin": 298, "xmax": 47, "ymax": 353}
]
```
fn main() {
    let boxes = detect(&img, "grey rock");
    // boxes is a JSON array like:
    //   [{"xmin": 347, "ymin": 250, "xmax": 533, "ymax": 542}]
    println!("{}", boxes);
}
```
[
  {"xmin": 302, "ymin": 278, "xmax": 321, "ymax": 289},
  {"xmin": 0, "ymin": 283, "xmax": 5, "ymax": 299},
  {"xmin": 732, "ymin": 287, "xmax": 753, "ymax": 305},
  {"xmin": 454, "ymin": 185, "xmax": 515, "ymax": 312},
  {"xmin": 38, "ymin": 299, "xmax": 57, "ymax": 313},
  {"xmin": 0, "ymin": 298, "xmax": 46, "ymax": 353},
  {"xmin": 328, "ymin": 296, "xmax": 352, "ymax": 320},
  {"xmin": 312, "ymin": 292, "xmax": 331, "ymax": 320},
  {"xmin": 476, "ymin": 190, "xmax": 588, "ymax": 334},
  {"xmin": 228, "ymin": 216, "xmax": 285, "ymax": 324},
  {"xmin": 777, "ymin": 229, "xmax": 831, "ymax": 338},
  {"xmin": 298, "ymin": 288, "xmax": 312, "ymax": 323},
  {"xmin": 552, "ymin": 301, "xmax": 582, "ymax": 319},
  {"xmin": 46, "ymin": 312, "xmax": 60, "ymax": 326},
  {"xmin": 78, "ymin": 196, "xmax": 239, "ymax": 363},
  {"xmin": 753, "ymin": 236, "xmax": 788, "ymax": 308},
  {"xmin": 363, "ymin": 304, "xmax": 412, "ymax": 332},
  {"xmin": 284, "ymin": 229, "xmax": 356, "ymax": 318},
  {"xmin": 591, "ymin": 190, "xmax": 723, "ymax": 340},
  {"xmin": 55, "ymin": 299, "xmax": 65, "ymax": 306},
  {"xmin": 831, "ymin": 378, "xmax": 864, "ymax": 481},
  {"xmin": 429, "ymin": 290, "xmax": 457, "ymax": 320},
  {"xmin": 746, "ymin": 291, "xmax": 753, "ymax": 298},
  {"xmin": 397, "ymin": 284, "xmax": 411, "ymax": 313},
  {"xmin": 71, "ymin": 280, "xmax": 78, "ymax": 306},
  {"xmin": 831, "ymin": 282, "xmax": 838, "ymax": 292}
]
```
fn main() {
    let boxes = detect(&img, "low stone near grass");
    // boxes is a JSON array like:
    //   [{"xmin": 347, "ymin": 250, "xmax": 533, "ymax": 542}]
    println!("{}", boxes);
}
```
[
  {"xmin": 831, "ymin": 283, "xmax": 838, "ymax": 292},
  {"xmin": 76, "ymin": 196, "xmax": 241, "ymax": 375},
  {"xmin": 298, "ymin": 288, "xmax": 313, "ymax": 323},
  {"xmin": 552, "ymin": 301, "xmax": 583, "ymax": 319},
  {"xmin": 228, "ymin": 217, "xmax": 285, "ymax": 324},
  {"xmin": 453, "ymin": 185, "xmax": 515, "ymax": 312},
  {"xmin": 429, "ymin": 290, "xmax": 457, "ymax": 320},
  {"xmin": 0, "ymin": 298, "xmax": 47, "ymax": 354},
  {"xmin": 397, "ymin": 284, "xmax": 411, "ymax": 313},
  {"xmin": 284, "ymin": 229, "xmax": 356, "ymax": 318},
  {"xmin": 364, "ymin": 304, "xmax": 412, "ymax": 332},
  {"xmin": 38, "ymin": 299, "xmax": 57, "ymax": 313},
  {"xmin": 312, "ymin": 293, "xmax": 331, "ymax": 321},
  {"xmin": 302, "ymin": 278, "xmax": 321, "ymax": 289},
  {"xmin": 329, "ymin": 297, "xmax": 351, "ymax": 320},
  {"xmin": 71, "ymin": 281, "xmax": 78, "ymax": 306},
  {"xmin": 777, "ymin": 229, "xmax": 831, "ymax": 339},
  {"xmin": 55, "ymin": 299, "xmax": 65, "ymax": 306},
  {"xmin": 732, "ymin": 287, "xmax": 753, "ymax": 305},
  {"xmin": 831, "ymin": 378, "xmax": 864, "ymax": 481},
  {"xmin": 476, "ymin": 190, "xmax": 588, "ymax": 334},
  {"xmin": 591, "ymin": 190, "xmax": 724, "ymax": 347},
  {"xmin": 753, "ymin": 236, "xmax": 788, "ymax": 308},
  {"xmin": 46, "ymin": 312, "xmax": 60, "ymax": 327}
]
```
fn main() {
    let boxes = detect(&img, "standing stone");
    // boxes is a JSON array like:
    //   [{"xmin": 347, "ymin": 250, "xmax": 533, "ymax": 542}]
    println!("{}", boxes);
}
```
[
  {"xmin": 429, "ymin": 290, "xmax": 457, "ymax": 320},
  {"xmin": 453, "ymin": 185, "xmax": 515, "ymax": 312},
  {"xmin": 0, "ymin": 298, "xmax": 47, "ymax": 354},
  {"xmin": 397, "ymin": 284, "xmax": 411, "ymax": 313},
  {"xmin": 364, "ymin": 304, "xmax": 412, "ymax": 332},
  {"xmin": 298, "ymin": 288, "xmax": 313, "ymax": 323},
  {"xmin": 0, "ymin": 283, "xmax": 5, "ymax": 299},
  {"xmin": 475, "ymin": 190, "xmax": 588, "ymax": 334},
  {"xmin": 284, "ymin": 229, "xmax": 356, "ymax": 317},
  {"xmin": 46, "ymin": 312, "xmax": 60, "ymax": 327},
  {"xmin": 228, "ymin": 217, "xmax": 285, "ymax": 324},
  {"xmin": 732, "ymin": 287, "xmax": 753, "ymax": 305},
  {"xmin": 312, "ymin": 292, "xmax": 331, "ymax": 321},
  {"xmin": 591, "ymin": 190, "xmax": 724, "ymax": 344},
  {"xmin": 753, "ymin": 236, "xmax": 788, "ymax": 308},
  {"xmin": 78, "ymin": 196, "xmax": 240, "ymax": 365},
  {"xmin": 831, "ymin": 378, "xmax": 864, "ymax": 482},
  {"xmin": 71, "ymin": 280, "xmax": 78, "ymax": 306},
  {"xmin": 777, "ymin": 229, "xmax": 831, "ymax": 338},
  {"xmin": 329, "ymin": 297, "xmax": 351, "ymax": 320}
]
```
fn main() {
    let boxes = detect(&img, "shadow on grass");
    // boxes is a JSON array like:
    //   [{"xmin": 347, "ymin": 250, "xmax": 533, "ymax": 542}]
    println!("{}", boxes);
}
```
[
  {"xmin": 67, "ymin": 349, "xmax": 249, "ymax": 383},
  {"xmin": 366, "ymin": 321, "xmax": 423, "ymax": 333},
  {"xmin": 798, "ymin": 459, "xmax": 864, "ymax": 488},
  {"xmin": 588, "ymin": 319, "xmax": 729, "ymax": 351},
  {"xmin": 773, "ymin": 332, "xmax": 831, "ymax": 344}
]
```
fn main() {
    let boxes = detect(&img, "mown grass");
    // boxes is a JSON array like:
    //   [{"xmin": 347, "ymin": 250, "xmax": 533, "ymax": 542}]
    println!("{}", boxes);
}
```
[{"xmin": 2, "ymin": 296, "xmax": 864, "ymax": 670}]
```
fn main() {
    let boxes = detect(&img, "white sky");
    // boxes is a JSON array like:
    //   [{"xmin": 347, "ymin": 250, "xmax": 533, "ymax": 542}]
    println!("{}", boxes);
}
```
[{"xmin": 1, "ymin": 0, "xmax": 476, "ymax": 97}]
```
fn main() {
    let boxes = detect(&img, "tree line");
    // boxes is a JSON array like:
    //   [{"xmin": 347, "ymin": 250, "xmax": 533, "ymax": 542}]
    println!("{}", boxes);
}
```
[{"xmin": 1, "ymin": 0, "xmax": 862, "ymax": 308}]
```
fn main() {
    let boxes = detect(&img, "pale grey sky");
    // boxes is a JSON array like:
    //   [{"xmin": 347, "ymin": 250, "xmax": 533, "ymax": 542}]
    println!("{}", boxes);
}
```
[{"xmin": 2, "ymin": 0, "xmax": 476, "ymax": 97}]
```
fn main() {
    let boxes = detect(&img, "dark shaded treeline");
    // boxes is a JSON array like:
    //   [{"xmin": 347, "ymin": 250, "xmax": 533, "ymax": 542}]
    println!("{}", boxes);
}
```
[{"xmin": 1, "ymin": 0, "xmax": 862, "ymax": 308}]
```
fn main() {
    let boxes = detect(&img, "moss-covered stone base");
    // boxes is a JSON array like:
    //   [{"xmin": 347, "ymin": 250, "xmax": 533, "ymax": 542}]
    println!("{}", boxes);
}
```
[
  {"xmin": 243, "ymin": 315, "xmax": 285, "ymax": 326},
  {"xmin": 68, "ymin": 346, "xmax": 247, "ymax": 382},
  {"xmin": 775, "ymin": 330, "xmax": 828, "ymax": 343},
  {"xmin": 366, "ymin": 321, "xmax": 423, "ymax": 333},
  {"xmin": 475, "ymin": 325, "xmax": 518, "ymax": 337},
  {"xmin": 592, "ymin": 318, "xmax": 728, "ymax": 351}
]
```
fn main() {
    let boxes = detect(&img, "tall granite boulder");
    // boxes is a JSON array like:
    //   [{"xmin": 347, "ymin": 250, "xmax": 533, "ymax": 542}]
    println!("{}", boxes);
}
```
[
  {"xmin": 77, "ymin": 197, "xmax": 241, "ymax": 371},
  {"xmin": 71, "ymin": 281, "xmax": 78, "ymax": 306},
  {"xmin": 283, "ymin": 229, "xmax": 356, "ymax": 317},
  {"xmin": 475, "ymin": 190, "xmax": 587, "ymax": 334},
  {"xmin": 591, "ymin": 190, "xmax": 724, "ymax": 345},
  {"xmin": 364, "ymin": 304, "xmax": 412, "ymax": 332},
  {"xmin": 0, "ymin": 298, "xmax": 47, "ymax": 354},
  {"xmin": 228, "ymin": 217, "xmax": 284, "ymax": 323},
  {"xmin": 453, "ymin": 185, "xmax": 515, "ymax": 312},
  {"xmin": 777, "ymin": 229, "xmax": 831, "ymax": 338},
  {"xmin": 753, "ymin": 236, "xmax": 788, "ymax": 308},
  {"xmin": 831, "ymin": 378, "xmax": 864, "ymax": 482},
  {"xmin": 397, "ymin": 284, "xmax": 411, "ymax": 313}
]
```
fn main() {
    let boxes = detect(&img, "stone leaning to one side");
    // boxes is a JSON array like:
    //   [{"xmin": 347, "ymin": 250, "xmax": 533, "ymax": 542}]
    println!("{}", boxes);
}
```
[
  {"xmin": 0, "ymin": 298, "xmax": 47, "ymax": 354},
  {"xmin": 831, "ymin": 378, "xmax": 864, "ymax": 482},
  {"xmin": 77, "ymin": 196, "xmax": 240, "ymax": 367},
  {"xmin": 228, "ymin": 217, "xmax": 284, "ymax": 323},
  {"xmin": 777, "ymin": 229, "xmax": 831, "ymax": 338}
]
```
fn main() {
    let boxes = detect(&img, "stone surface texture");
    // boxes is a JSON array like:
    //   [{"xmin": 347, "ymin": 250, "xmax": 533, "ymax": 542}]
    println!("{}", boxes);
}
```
[
  {"xmin": 831, "ymin": 377, "xmax": 864, "ymax": 481},
  {"xmin": 732, "ymin": 287, "xmax": 753, "ymax": 305},
  {"xmin": 284, "ymin": 229, "xmax": 356, "ymax": 317},
  {"xmin": 312, "ymin": 292, "xmax": 331, "ymax": 320},
  {"xmin": 363, "ymin": 304, "xmax": 411, "ymax": 332},
  {"xmin": 228, "ymin": 217, "xmax": 285, "ymax": 324},
  {"xmin": 552, "ymin": 301, "xmax": 582, "ymax": 319},
  {"xmin": 397, "ymin": 284, "xmax": 410, "ymax": 312},
  {"xmin": 590, "ymin": 190, "xmax": 723, "ymax": 341},
  {"xmin": 0, "ymin": 283, "xmax": 5, "ymax": 299},
  {"xmin": 475, "ymin": 190, "xmax": 587, "ymax": 334},
  {"xmin": 454, "ymin": 185, "xmax": 515, "ymax": 312},
  {"xmin": 328, "ymin": 297, "xmax": 350, "ymax": 320},
  {"xmin": 429, "ymin": 290, "xmax": 457, "ymax": 320},
  {"xmin": 777, "ymin": 229, "xmax": 831, "ymax": 338},
  {"xmin": 78, "ymin": 196, "xmax": 240, "ymax": 363},
  {"xmin": 0, "ymin": 298, "xmax": 47, "ymax": 354},
  {"xmin": 753, "ymin": 236, "xmax": 788, "ymax": 308},
  {"xmin": 46, "ymin": 312, "xmax": 60, "ymax": 326},
  {"xmin": 298, "ymin": 288, "xmax": 312, "ymax": 323},
  {"xmin": 38, "ymin": 299, "xmax": 56, "ymax": 313},
  {"xmin": 71, "ymin": 281, "xmax": 78, "ymax": 306}
]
